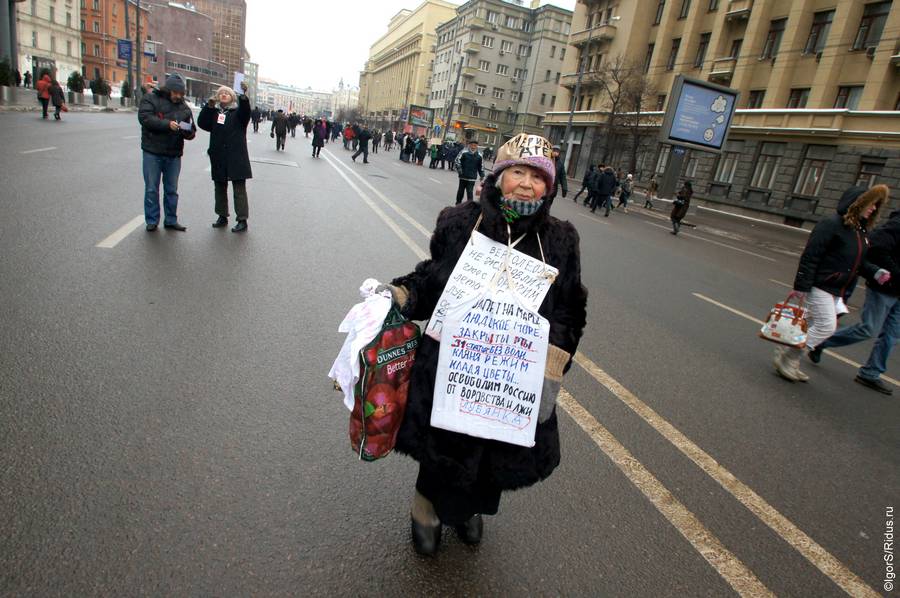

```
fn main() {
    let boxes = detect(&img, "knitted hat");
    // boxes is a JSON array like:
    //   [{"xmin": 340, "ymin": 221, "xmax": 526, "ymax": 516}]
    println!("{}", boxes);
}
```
[
  {"xmin": 215, "ymin": 85, "xmax": 237, "ymax": 106},
  {"xmin": 164, "ymin": 73, "xmax": 185, "ymax": 93},
  {"xmin": 492, "ymin": 133, "xmax": 555, "ymax": 191}
]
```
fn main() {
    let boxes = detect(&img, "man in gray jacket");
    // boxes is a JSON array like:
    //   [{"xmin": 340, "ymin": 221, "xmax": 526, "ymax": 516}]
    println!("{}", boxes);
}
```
[{"xmin": 454, "ymin": 140, "xmax": 484, "ymax": 205}]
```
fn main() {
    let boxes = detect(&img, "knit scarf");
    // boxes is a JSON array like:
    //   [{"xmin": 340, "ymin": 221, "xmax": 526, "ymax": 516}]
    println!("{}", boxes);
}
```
[{"xmin": 500, "ymin": 198, "xmax": 544, "ymax": 223}]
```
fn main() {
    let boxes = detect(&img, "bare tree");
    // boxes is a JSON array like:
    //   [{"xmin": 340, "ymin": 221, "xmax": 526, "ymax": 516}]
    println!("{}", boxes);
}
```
[
  {"xmin": 618, "ymin": 64, "xmax": 659, "ymax": 177},
  {"xmin": 584, "ymin": 55, "xmax": 632, "ymax": 164}
]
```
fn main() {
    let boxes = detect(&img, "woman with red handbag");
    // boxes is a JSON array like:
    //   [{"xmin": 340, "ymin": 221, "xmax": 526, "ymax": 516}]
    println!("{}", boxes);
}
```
[{"xmin": 777, "ymin": 185, "xmax": 889, "ymax": 382}]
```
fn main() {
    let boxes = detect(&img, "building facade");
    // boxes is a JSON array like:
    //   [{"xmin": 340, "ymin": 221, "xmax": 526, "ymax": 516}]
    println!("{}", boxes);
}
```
[
  {"xmin": 16, "ymin": 0, "xmax": 82, "ymax": 85},
  {"xmin": 358, "ymin": 0, "xmax": 457, "ymax": 134},
  {"xmin": 257, "ymin": 77, "xmax": 332, "ymax": 115},
  {"xmin": 79, "ymin": 0, "xmax": 150, "ymax": 89},
  {"xmin": 429, "ymin": 0, "xmax": 572, "ymax": 145},
  {"xmin": 544, "ymin": 0, "xmax": 900, "ymax": 227},
  {"xmin": 332, "ymin": 79, "xmax": 359, "ymax": 121},
  {"xmin": 143, "ymin": 1, "xmax": 225, "ymax": 98},
  {"xmin": 186, "ymin": 0, "xmax": 246, "ymax": 83},
  {"xmin": 243, "ymin": 55, "xmax": 257, "ymax": 106}
]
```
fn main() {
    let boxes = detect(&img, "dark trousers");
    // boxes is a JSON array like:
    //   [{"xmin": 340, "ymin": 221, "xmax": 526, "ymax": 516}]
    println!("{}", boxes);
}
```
[
  {"xmin": 352, "ymin": 146, "xmax": 369, "ymax": 162},
  {"xmin": 53, "ymin": 103, "xmax": 62, "ymax": 119},
  {"xmin": 456, "ymin": 179, "xmax": 476, "ymax": 204},
  {"xmin": 372, "ymin": 142, "xmax": 378, "ymax": 154},
  {"xmin": 573, "ymin": 185, "xmax": 587, "ymax": 201},
  {"xmin": 252, "ymin": 121, "xmax": 259, "ymax": 132},
  {"xmin": 214, "ymin": 179, "xmax": 249, "ymax": 221},
  {"xmin": 416, "ymin": 464, "xmax": 501, "ymax": 526},
  {"xmin": 591, "ymin": 194, "xmax": 611, "ymax": 213},
  {"xmin": 312, "ymin": 145, "xmax": 322, "ymax": 157},
  {"xmin": 276, "ymin": 133, "xmax": 286, "ymax": 150},
  {"xmin": 39, "ymin": 97, "xmax": 49, "ymax": 118}
]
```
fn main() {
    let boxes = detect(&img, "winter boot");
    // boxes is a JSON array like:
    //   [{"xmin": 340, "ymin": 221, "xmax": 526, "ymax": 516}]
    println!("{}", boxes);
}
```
[{"xmin": 773, "ymin": 347, "xmax": 799, "ymax": 382}]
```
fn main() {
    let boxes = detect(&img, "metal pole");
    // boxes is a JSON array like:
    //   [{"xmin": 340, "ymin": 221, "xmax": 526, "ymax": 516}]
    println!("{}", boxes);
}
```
[
  {"xmin": 561, "ymin": 23, "xmax": 593, "ymax": 164},
  {"xmin": 134, "ymin": 0, "xmax": 142, "ymax": 96},
  {"xmin": 124, "ymin": 0, "xmax": 132, "ymax": 96},
  {"xmin": 440, "ymin": 53, "xmax": 464, "ymax": 144}
]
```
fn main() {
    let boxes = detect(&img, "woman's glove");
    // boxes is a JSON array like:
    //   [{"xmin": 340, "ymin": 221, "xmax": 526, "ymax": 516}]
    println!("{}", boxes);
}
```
[
  {"xmin": 539, "ymin": 345, "xmax": 571, "ymax": 423},
  {"xmin": 374, "ymin": 284, "xmax": 409, "ymax": 309}
]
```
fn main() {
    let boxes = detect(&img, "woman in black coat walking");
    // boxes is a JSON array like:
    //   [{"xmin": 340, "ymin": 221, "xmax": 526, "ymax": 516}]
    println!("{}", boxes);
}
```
[
  {"xmin": 670, "ymin": 180, "xmax": 693, "ymax": 234},
  {"xmin": 382, "ymin": 133, "xmax": 588, "ymax": 556},
  {"xmin": 198, "ymin": 82, "xmax": 252, "ymax": 233}
]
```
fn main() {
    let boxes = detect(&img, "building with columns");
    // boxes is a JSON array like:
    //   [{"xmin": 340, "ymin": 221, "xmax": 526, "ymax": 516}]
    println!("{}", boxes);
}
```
[{"xmin": 544, "ymin": 0, "xmax": 900, "ymax": 228}]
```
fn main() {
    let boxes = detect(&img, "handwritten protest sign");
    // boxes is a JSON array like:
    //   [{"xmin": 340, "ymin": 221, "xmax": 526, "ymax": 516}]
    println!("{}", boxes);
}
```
[
  {"xmin": 425, "ymin": 231, "xmax": 557, "ymax": 341},
  {"xmin": 431, "ymin": 287, "xmax": 549, "ymax": 447}
]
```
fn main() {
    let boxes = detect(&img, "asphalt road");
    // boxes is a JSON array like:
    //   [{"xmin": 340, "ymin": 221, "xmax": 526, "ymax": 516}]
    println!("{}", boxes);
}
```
[{"xmin": 0, "ymin": 111, "xmax": 897, "ymax": 597}]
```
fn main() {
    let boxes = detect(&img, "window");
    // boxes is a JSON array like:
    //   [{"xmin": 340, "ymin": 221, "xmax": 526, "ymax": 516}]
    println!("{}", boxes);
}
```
[
  {"xmin": 540, "ymin": 93, "xmax": 546, "ymax": 105},
  {"xmin": 715, "ymin": 152, "xmax": 740, "ymax": 183},
  {"xmin": 482, "ymin": 36, "xmax": 494, "ymax": 48},
  {"xmin": 66, "ymin": 12, "xmax": 72, "ymax": 27},
  {"xmin": 81, "ymin": 41, "xmax": 86, "ymax": 55},
  {"xmin": 834, "ymin": 86, "xmax": 864, "ymax": 110},
  {"xmin": 510, "ymin": 91, "xmax": 521, "ymax": 102},
  {"xmin": 750, "ymin": 143, "xmax": 785, "ymax": 189},
  {"xmin": 853, "ymin": 2, "xmax": 891, "ymax": 50},
  {"xmin": 545, "ymin": 69, "xmax": 551, "ymax": 81},
  {"xmin": 93, "ymin": 43, "xmax": 100, "ymax": 56},
  {"xmin": 645, "ymin": 43, "xmax": 654, "ymax": 73},
  {"xmin": 66, "ymin": 40, "xmax": 72, "ymax": 56},
  {"xmin": 551, "ymin": 95, "xmax": 556, "ymax": 107},
  {"xmin": 695, "ymin": 33, "xmax": 710, "ymax": 68},
  {"xmin": 501, "ymin": 40, "xmax": 512, "ymax": 53},
  {"xmin": 679, "ymin": 0, "xmax": 691, "ymax": 19},
  {"xmin": 787, "ymin": 88, "xmax": 810, "ymax": 108},
  {"xmin": 685, "ymin": 154, "xmax": 699, "ymax": 177},
  {"xmin": 656, "ymin": 145, "xmax": 671, "ymax": 174},
  {"xmin": 486, "ymin": 10, "xmax": 499, "ymax": 24},
  {"xmin": 496, "ymin": 64, "xmax": 508, "ymax": 75},
  {"xmin": 550, "ymin": 45, "xmax": 556, "ymax": 58},
  {"xmin": 478, "ymin": 60, "xmax": 490, "ymax": 72},
  {"xmin": 32, "ymin": 31, "xmax": 37, "ymax": 47},
  {"xmin": 656, "ymin": 94, "xmax": 667, "ymax": 110},
  {"xmin": 81, "ymin": 19, "xmax": 85, "ymax": 30},
  {"xmin": 92, "ymin": 0, "xmax": 99, "ymax": 9},
  {"xmin": 805, "ymin": 10, "xmax": 834, "ymax": 55},
  {"xmin": 475, "ymin": 84, "xmax": 486, "ymax": 95},
  {"xmin": 513, "ymin": 68, "xmax": 524, "ymax": 78},
  {"xmin": 560, "ymin": 48, "xmax": 566, "ymax": 60},
  {"xmin": 729, "ymin": 38, "xmax": 743, "ymax": 59},
  {"xmin": 505, "ymin": 16, "xmax": 518, "ymax": 29},
  {"xmin": 761, "ymin": 18, "xmax": 786, "ymax": 60},
  {"xmin": 493, "ymin": 87, "xmax": 504, "ymax": 99},
  {"xmin": 112, "ymin": 25, "xmax": 117, "ymax": 36},
  {"xmin": 93, "ymin": 21, "xmax": 100, "ymax": 33},
  {"xmin": 708, "ymin": 0, "xmax": 719, "ymax": 10},
  {"xmin": 794, "ymin": 159, "xmax": 828, "ymax": 196},
  {"xmin": 49, "ymin": 6, "xmax": 55, "ymax": 22},
  {"xmin": 112, "ymin": 3, "xmax": 117, "ymax": 15},
  {"xmin": 667, "ymin": 38, "xmax": 681, "ymax": 71},
  {"xmin": 470, "ymin": 104, "xmax": 480, "ymax": 117},
  {"xmin": 654, "ymin": 0, "xmax": 666, "ymax": 25},
  {"xmin": 555, "ymin": 72, "xmax": 561, "ymax": 84},
  {"xmin": 857, "ymin": 157, "xmax": 886, "ymax": 187},
  {"xmin": 50, "ymin": 36, "xmax": 56, "ymax": 52},
  {"xmin": 30, "ymin": 0, "xmax": 35, "ymax": 15},
  {"xmin": 747, "ymin": 89, "xmax": 765, "ymax": 108}
]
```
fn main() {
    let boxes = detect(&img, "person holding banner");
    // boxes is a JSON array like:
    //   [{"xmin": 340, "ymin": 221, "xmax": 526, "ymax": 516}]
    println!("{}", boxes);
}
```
[{"xmin": 379, "ymin": 133, "xmax": 588, "ymax": 556}]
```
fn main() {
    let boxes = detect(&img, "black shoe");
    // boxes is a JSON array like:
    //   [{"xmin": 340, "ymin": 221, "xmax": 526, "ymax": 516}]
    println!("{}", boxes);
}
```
[
  {"xmin": 453, "ymin": 514, "xmax": 483, "ymax": 545},
  {"xmin": 212, "ymin": 216, "xmax": 228, "ymax": 228},
  {"xmin": 363, "ymin": 160, "xmax": 369, "ymax": 164},
  {"xmin": 854, "ymin": 375, "xmax": 893, "ymax": 395},
  {"xmin": 164, "ymin": 222, "xmax": 187, "ymax": 231},
  {"xmin": 411, "ymin": 517, "xmax": 442, "ymax": 556},
  {"xmin": 351, "ymin": 155, "xmax": 356, "ymax": 162},
  {"xmin": 231, "ymin": 220, "xmax": 247, "ymax": 233},
  {"xmin": 146, "ymin": 223, "xmax": 158, "ymax": 232},
  {"xmin": 808, "ymin": 346, "xmax": 823, "ymax": 364}
]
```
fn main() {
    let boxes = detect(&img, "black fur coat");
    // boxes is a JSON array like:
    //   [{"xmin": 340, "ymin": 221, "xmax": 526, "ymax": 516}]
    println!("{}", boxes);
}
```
[{"xmin": 391, "ymin": 175, "xmax": 588, "ymax": 491}]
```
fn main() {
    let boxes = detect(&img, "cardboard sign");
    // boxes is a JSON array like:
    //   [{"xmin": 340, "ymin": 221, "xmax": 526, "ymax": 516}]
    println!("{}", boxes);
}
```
[
  {"xmin": 425, "ymin": 230, "xmax": 557, "ymax": 341},
  {"xmin": 233, "ymin": 72, "xmax": 245, "ymax": 92},
  {"xmin": 431, "ymin": 287, "xmax": 549, "ymax": 447}
]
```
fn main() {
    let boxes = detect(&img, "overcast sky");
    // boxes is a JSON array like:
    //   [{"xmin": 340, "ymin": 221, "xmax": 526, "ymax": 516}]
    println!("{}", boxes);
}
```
[{"xmin": 245, "ymin": 0, "xmax": 577, "ymax": 91}]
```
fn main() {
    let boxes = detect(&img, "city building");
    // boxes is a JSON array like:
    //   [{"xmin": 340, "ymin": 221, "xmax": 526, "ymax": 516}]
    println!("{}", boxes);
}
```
[
  {"xmin": 186, "ymin": 0, "xmax": 246, "ymax": 83},
  {"xmin": 332, "ymin": 78, "xmax": 359, "ymax": 121},
  {"xmin": 429, "ymin": 0, "xmax": 573, "ymax": 145},
  {"xmin": 358, "ymin": 0, "xmax": 456, "ymax": 134},
  {"xmin": 257, "ymin": 77, "xmax": 332, "ymax": 115},
  {"xmin": 15, "ymin": 0, "xmax": 82, "ymax": 85},
  {"xmin": 243, "ymin": 52, "xmax": 257, "ymax": 106},
  {"xmin": 143, "ymin": 1, "xmax": 225, "ymax": 97},
  {"xmin": 79, "ymin": 0, "xmax": 150, "ymax": 89},
  {"xmin": 544, "ymin": 0, "xmax": 900, "ymax": 228}
]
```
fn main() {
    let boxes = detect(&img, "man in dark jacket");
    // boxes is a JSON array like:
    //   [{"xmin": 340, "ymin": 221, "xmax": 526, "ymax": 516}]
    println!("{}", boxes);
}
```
[
  {"xmin": 250, "ymin": 106, "xmax": 261, "ymax": 133},
  {"xmin": 590, "ymin": 164, "xmax": 618, "ymax": 216},
  {"xmin": 271, "ymin": 109, "xmax": 288, "ymax": 150},
  {"xmin": 548, "ymin": 146, "xmax": 568, "ymax": 202},
  {"xmin": 810, "ymin": 185, "xmax": 895, "ymax": 394},
  {"xmin": 351, "ymin": 126, "xmax": 373, "ymax": 163},
  {"xmin": 137, "ymin": 73, "xmax": 195, "ymax": 231},
  {"xmin": 454, "ymin": 140, "xmax": 484, "ymax": 204},
  {"xmin": 574, "ymin": 165, "xmax": 595, "ymax": 204}
]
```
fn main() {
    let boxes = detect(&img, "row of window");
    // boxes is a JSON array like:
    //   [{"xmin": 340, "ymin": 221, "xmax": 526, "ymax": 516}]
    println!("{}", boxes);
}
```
[
  {"xmin": 28, "ymin": 1, "xmax": 76, "ymax": 28},
  {"xmin": 475, "ymin": 60, "xmax": 532, "ymax": 80}
]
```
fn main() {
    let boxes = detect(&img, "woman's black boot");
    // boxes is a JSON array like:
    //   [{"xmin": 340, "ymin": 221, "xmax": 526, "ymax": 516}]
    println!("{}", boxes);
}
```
[
  {"xmin": 411, "ymin": 517, "xmax": 442, "ymax": 556},
  {"xmin": 454, "ymin": 514, "xmax": 483, "ymax": 545}
]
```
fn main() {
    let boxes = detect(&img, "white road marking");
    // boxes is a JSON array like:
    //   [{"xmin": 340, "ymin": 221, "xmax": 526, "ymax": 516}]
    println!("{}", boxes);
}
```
[
  {"xmin": 21, "ymin": 146, "xmax": 57, "ymax": 154},
  {"xmin": 572, "ymin": 350, "xmax": 881, "ymax": 597},
  {"xmin": 428, "ymin": 177, "xmax": 442, "ymax": 184},
  {"xmin": 96, "ymin": 215, "xmax": 145, "ymax": 249},
  {"xmin": 557, "ymin": 389, "xmax": 774, "ymax": 598},
  {"xmin": 319, "ymin": 151, "xmax": 427, "ymax": 260},
  {"xmin": 323, "ymin": 148, "xmax": 432, "ymax": 240},
  {"xmin": 577, "ymin": 212, "xmax": 611, "ymax": 225},
  {"xmin": 769, "ymin": 279, "xmax": 792, "ymax": 289},
  {"xmin": 646, "ymin": 221, "xmax": 777, "ymax": 262},
  {"xmin": 693, "ymin": 292, "xmax": 898, "ymax": 387},
  {"xmin": 121, "ymin": 135, "xmax": 140, "ymax": 140}
]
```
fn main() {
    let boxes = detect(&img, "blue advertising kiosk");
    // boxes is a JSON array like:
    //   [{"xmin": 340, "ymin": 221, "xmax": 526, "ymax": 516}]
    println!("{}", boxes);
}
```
[{"xmin": 657, "ymin": 75, "xmax": 739, "ymax": 204}]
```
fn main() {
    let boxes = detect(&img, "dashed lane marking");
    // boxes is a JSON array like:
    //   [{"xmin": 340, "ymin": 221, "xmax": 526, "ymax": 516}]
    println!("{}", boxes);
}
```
[
  {"xmin": 121, "ymin": 135, "xmax": 140, "ymax": 140},
  {"xmin": 21, "ymin": 146, "xmax": 57, "ymax": 154},
  {"xmin": 428, "ymin": 177, "xmax": 442, "ymax": 184},
  {"xmin": 576, "ymin": 212, "xmax": 611, "ymax": 225},
  {"xmin": 96, "ymin": 215, "xmax": 144, "ymax": 249},
  {"xmin": 572, "ymin": 350, "xmax": 881, "ymax": 597},
  {"xmin": 693, "ymin": 292, "xmax": 898, "ymax": 388},
  {"xmin": 250, "ymin": 157, "xmax": 298, "ymax": 167},
  {"xmin": 557, "ymin": 389, "xmax": 775, "ymax": 598},
  {"xmin": 645, "ymin": 221, "xmax": 777, "ymax": 262}
]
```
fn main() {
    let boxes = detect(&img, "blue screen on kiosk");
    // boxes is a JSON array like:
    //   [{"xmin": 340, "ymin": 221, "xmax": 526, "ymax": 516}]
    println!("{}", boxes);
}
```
[{"xmin": 669, "ymin": 82, "xmax": 736, "ymax": 150}]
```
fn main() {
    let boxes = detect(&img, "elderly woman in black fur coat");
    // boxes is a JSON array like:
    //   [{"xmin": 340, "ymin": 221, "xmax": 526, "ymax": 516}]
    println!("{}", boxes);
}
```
[{"xmin": 382, "ymin": 133, "xmax": 588, "ymax": 556}]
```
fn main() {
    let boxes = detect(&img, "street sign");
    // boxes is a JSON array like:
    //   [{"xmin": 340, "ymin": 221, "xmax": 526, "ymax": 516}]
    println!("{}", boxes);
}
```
[
  {"xmin": 142, "ymin": 41, "xmax": 156, "ymax": 57},
  {"xmin": 117, "ymin": 39, "xmax": 133, "ymax": 61}
]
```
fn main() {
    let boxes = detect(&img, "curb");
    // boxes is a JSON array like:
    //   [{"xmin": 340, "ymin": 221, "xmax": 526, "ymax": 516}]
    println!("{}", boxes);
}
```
[{"xmin": 0, "ymin": 105, "xmax": 136, "ymax": 113}]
